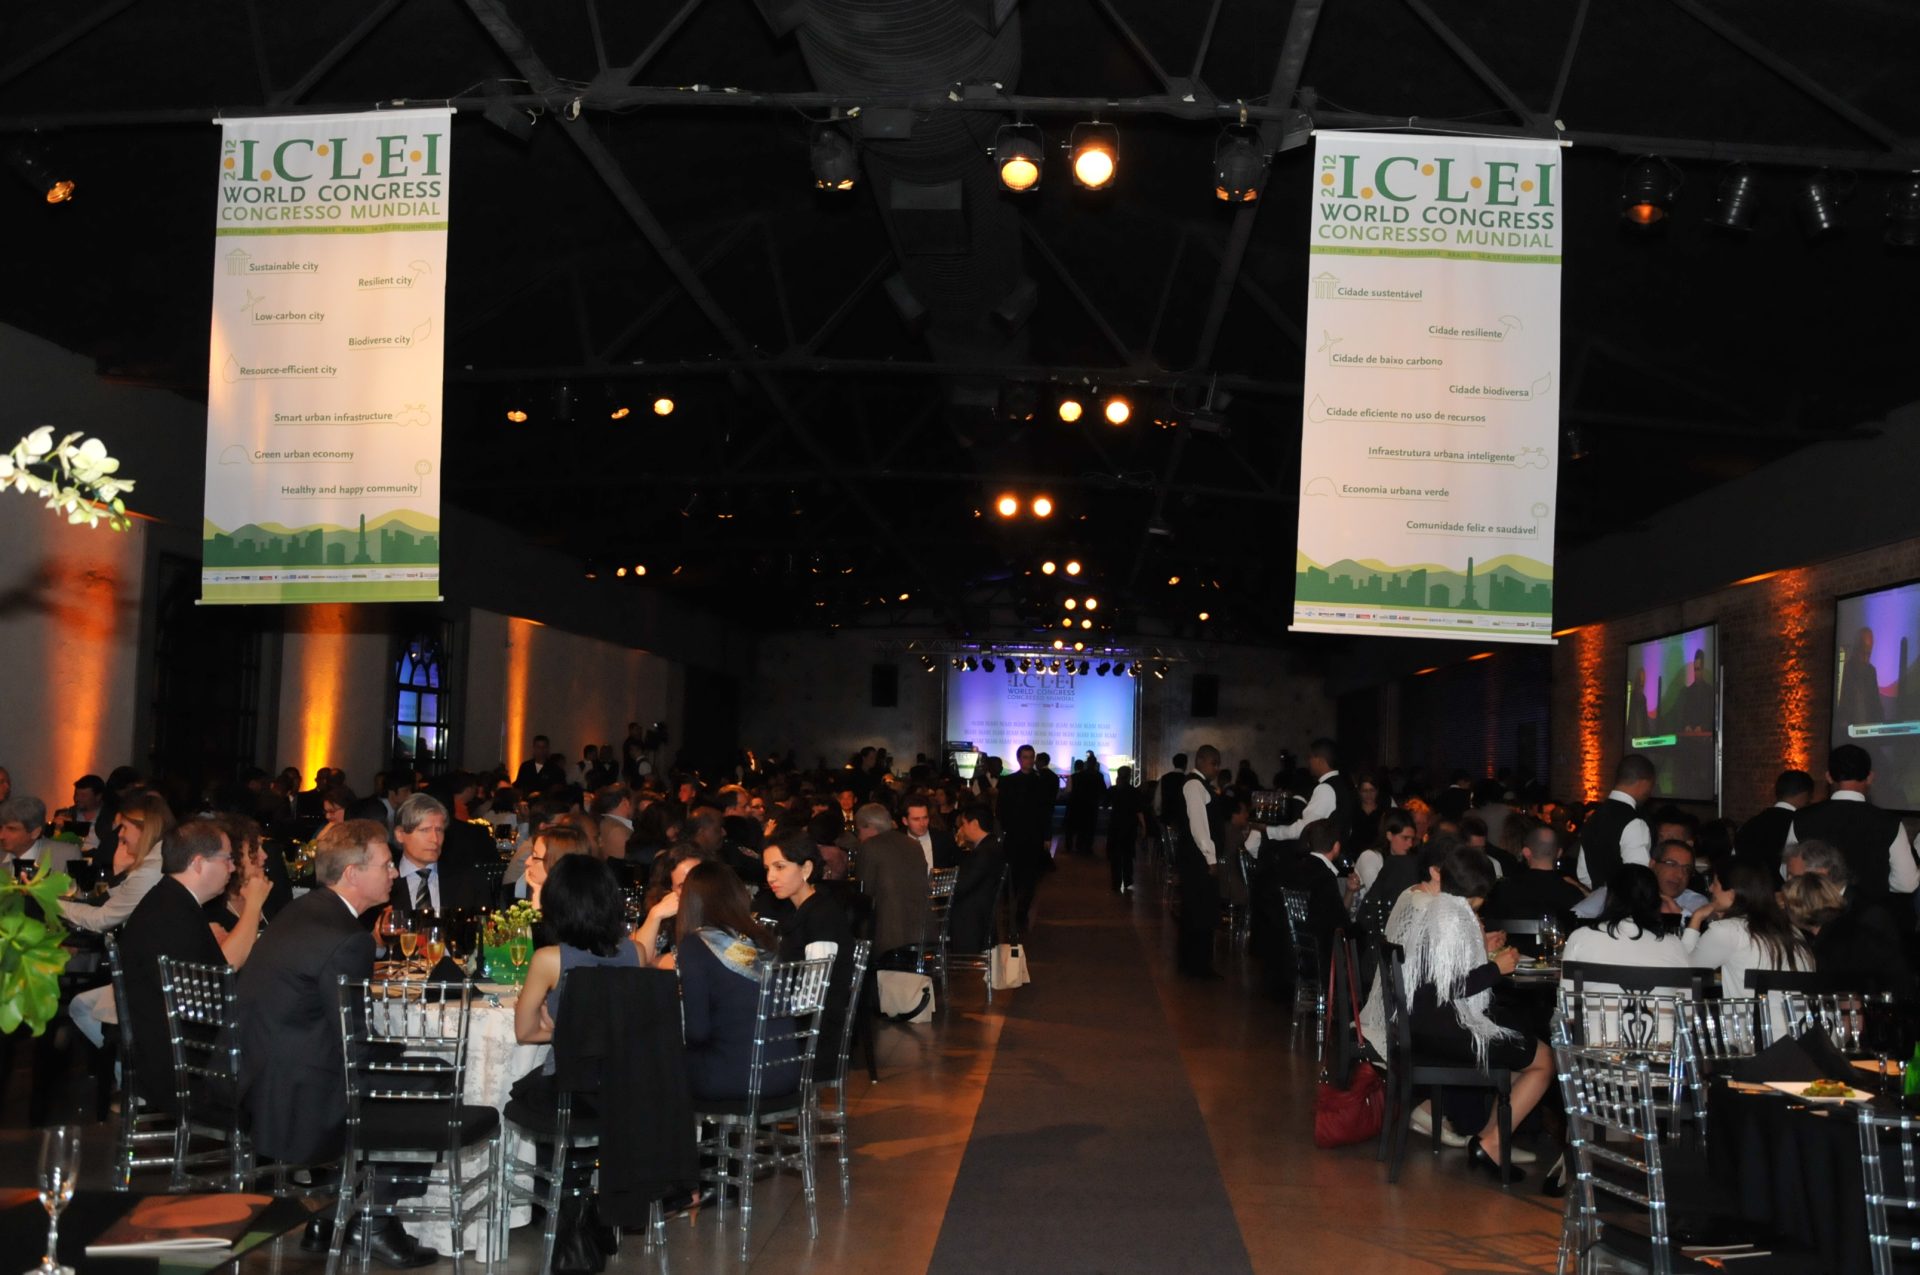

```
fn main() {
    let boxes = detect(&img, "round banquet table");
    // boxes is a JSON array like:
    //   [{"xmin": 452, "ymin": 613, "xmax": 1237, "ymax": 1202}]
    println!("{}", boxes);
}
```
[
  {"xmin": 401, "ymin": 985, "xmax": 549, "ymax": 1259},
  {"xmin": 1706, "ymin": 1078, "xmax": 1906, "ymax": 1275}
]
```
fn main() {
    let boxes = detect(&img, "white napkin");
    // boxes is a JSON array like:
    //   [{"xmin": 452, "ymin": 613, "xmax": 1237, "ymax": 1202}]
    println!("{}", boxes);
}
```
[{"xmin": 804, "ymin": 941, "xmax": 839, "ymax": 961}]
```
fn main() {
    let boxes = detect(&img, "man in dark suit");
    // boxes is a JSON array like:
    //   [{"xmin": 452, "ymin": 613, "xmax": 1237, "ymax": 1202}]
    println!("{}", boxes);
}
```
[
  {"xmin": 118, "ymin": 818, "xmax": 254, "ymax": 1109},
  {"xmin": 1156, "ymin": 752, "xmax": 1189, "ymax": 849},
  {"xmin": 295, "ymin": 767, "xmax": 332, "ymax": 819},
  {"xmin": 1483, "ymin": 823, "xmax": 1586, "ymax": 935},
  {"xmin": 853, "ymin": 803, "xmax": 930, "ymax": 959},
  {"xmin": 901, "ymin": 794, "xmax": 959, "ymax": 871},
  {"xmin": 237, "ymin": 819, "xmax": 434, "ymax": 1267},
  {"xmin": 512, "ymin": 735, "xmax": 568, "ymax": 796},
  {"xmin": 950, "ymin": 803, "xmax": 1008, "ymax": 951},
  {"xmin": 1277, "ymin": 820, "xmax": 1353, "ymax": 985},
  {"xmin": 387, "ymin": 793, "xmax": 490, "ymax": 926},
  {"xmin": 997, "ymin": 745, "xmax": 1054, "ymax": 933},
  {"xmin": 1734, "ymin": 769, "xmax": 1814, "ymax": 870}
]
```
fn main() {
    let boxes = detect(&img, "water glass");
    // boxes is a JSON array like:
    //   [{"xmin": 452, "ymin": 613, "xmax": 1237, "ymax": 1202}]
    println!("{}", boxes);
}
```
[
  {"xmin": 28, "ymin": 1125, "xmax": 80, "ymax": 1275},
  {"xmin": 1540, "ymin": 913, "xmax": 1562, "ymax": 961}
]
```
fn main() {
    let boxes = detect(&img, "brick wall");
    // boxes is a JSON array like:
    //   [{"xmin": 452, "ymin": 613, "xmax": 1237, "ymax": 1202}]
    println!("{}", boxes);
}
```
[{"xmin": 1549, "ymin": 538, "xmax": 1920, "ymax": 819}]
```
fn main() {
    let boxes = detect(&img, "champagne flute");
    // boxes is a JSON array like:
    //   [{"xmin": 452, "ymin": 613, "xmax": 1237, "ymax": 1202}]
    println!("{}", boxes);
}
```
[
  {"xmin": 28, "ymin": 1125, "xmax": 79, "ymax": 1275},
  {"xmin": 506, "ymin": 932, "xmax": 532, "ymax": 984},
  {"xmin": 424, "ymin": 925, "xmax": 447, "ymax": 967},
  {"xmin": 398, "ymin": 928, "xmax": 420, "ymax": 965}
]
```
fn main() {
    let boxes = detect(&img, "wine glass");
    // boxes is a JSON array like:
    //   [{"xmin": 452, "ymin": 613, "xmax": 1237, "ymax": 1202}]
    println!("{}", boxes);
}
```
[
  {"xmin": 29, "ymin": 1125, "xmax": 79, "ymax": 1275},
  {"xmin": 1540, "ymin": 913, "xmax": 1562, "ymax": 961},
  {"xmin": 506, "ymin": 930, "xmax": 533, "ymax": 985},
  {"xmin": 398, "ymin": 927, "xmax": 420, "ymax": 967}
]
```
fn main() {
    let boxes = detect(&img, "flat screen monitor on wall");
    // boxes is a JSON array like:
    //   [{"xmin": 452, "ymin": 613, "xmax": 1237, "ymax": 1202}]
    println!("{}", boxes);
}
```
[
  {"xmin": 943, "ymin": 664, "xmax": 1140, "ymax": 782},
  {"xmin": 1623, "ymin": 624, "xmax": 1718, "ymax": 800},
  {"xmin": 1833, "ymin": 579, "xmax": 1920, "ymax": 811}
]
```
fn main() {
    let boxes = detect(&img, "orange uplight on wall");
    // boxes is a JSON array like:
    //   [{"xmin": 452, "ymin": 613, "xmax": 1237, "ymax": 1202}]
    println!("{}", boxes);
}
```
[
  {"xmin": 1575, "ymin": 624, "xmax": 1608, "ymax": 801},
  {"xmin": 291, "ymin": 604, "xmax": 350, "ymax": 784},
  {"xmin": 1773, "ymin": 568, "xmax": 1815, "ymax": 772},
  {"xmin": 505, "ymin": 616, "xmax": 537, "ymax": 777},
  {"xmin": 46, "ymin": 551, "xmax": 121, "ymax": 798}
]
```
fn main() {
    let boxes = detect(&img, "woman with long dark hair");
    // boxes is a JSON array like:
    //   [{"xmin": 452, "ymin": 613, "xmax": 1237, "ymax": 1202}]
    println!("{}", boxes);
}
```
[
  {"xmin": 1559, "ymin": 864, "xmax": 1691, "ymax": 979},
  {"xmin": 676, "ymin": 862, "xmax": 800, "ymax": 1100},
  {"xmin": 511, "ymin": 855, "xmax": 641, "ymax": 1107},
  {"xmin": 1683, "ymin": 858, "xmax": 1809, "ymax": 1024}
]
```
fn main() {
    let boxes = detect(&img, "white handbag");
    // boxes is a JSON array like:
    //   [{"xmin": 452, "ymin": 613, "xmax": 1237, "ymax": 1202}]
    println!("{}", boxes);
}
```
[
  {"xmin": 876, "ymin": 970, "xmax": 935, "ymax": 1022},
  {"xmin": 989, "ymin": 942, "xmax": 1031, "ymax": 990}
]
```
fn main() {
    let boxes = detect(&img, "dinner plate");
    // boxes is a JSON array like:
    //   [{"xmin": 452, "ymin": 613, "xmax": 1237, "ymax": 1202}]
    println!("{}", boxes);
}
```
[{"xmin": 1764, "ymin": 1080, "xmax": 1872, "ymax": 1104}]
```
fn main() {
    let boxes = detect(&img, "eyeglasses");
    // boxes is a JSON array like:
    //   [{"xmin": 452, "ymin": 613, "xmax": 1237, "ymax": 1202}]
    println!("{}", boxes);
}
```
[{"xmin": 1654, "ymin": 858, "xmax": 1692, "ymax": 869}]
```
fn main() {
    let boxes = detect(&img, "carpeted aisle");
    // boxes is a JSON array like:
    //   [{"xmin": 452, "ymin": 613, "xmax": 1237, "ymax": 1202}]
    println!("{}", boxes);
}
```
[{"xmin": 926, "ymin": 854, "xmax": 1255, "ymax": 1274}]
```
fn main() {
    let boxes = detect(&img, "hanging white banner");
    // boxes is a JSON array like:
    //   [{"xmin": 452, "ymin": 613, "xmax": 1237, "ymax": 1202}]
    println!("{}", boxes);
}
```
[
  {"xmin": 1291, "ymin": 131, "xmax": 1562, "ymax": 643},
  {"xmin": 201, "ymin": 108, "xmax": 451, "ymax": 604}
]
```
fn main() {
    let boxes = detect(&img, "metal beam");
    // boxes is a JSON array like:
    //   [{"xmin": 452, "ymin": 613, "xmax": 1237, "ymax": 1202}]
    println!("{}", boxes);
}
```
[
  {"xmin": 0, "ymin": 0, "xmax": 140, "ymax": 92},
  {"xmin": 1018, "ymin": 221, "xmax": 1138, "ymax": 366},
  {"xmin": 460, "ymin": 0, "xmax": 973, "ymax": 629},
  {"xmin": 269, "ymin": 0, "xmax": 412, "ymax": 107},
  {"xmin": 1546, "ymin": 0, "xmax": 1593, "ymax": 122},
  {"xmin": 1091, "ymin": 0, "xmax": 1179, "ymax": 96},
  {"xmin": 601, "ymin": 0, "xmax": 709, "ymax": 88},
  {"xmin": 1399, "ymin": 0, "xmax": 1540, "ymax": 126}
]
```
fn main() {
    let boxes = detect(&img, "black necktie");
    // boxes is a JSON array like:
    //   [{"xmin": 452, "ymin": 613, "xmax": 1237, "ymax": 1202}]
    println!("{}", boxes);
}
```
[{"xmin": 414, "ymin": 869, "xmax": 432, "ymax": 912}]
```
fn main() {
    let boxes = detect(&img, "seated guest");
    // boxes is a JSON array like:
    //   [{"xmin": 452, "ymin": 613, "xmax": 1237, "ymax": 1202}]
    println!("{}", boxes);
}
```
[
  {"xmin": 900, "ymin": 794, "xmax": 958, "ymax": 872},
  {"xmin": 64, "ymin": 792, "xmax": 174, "ymax": 932},
  {"xmin": 757, "ymin": 833, "xmax": 857, "ymax": 1055},
  {"xmin": 115, "ymin": 818, "xmax": 271, "ymax": 1106},
  {"xmin": 1277, "ymin": 820, "xmax": 1354, "ymax": 979},
  {"xmin": 1483, "ymin": 823, "xmax": 1587, "ymax": 934},
  {"xmin": 949, "ymin": 803, "xmax": 1008, "ymax": 952},
  {"xmin": 1398, "ymin": 846, "xmax": 1554, "ymax": 1183},
  {"xmin": 675, "ymin": 863, "xmax": 800, "ymax": 1101},
  {"xmin": 510, "ymin": 855, "xmax": 643, "ymax": 1108},
  {"xmin": 0, "ymin": 794, "xmax": 85, "ymax": 879},
  {"xmin": 207, "ymin": 814, "xmax": 278, "ymax": 957},
  {"xmin": 635, "ymin": 843, "xmax": 714, "ymax": 970},
  {"xmin": 596, "ymin": 784, "xmax": 635, "ymax": 860},
  {"xmin": 1782, "ymin": 842, "xmax": 1915, "ymax": 996},
  {"xmin": 851, "ymin": 802, "xmax": 929, "ymax": 961},
  {"xmin": 1573, "ymin": 839, "xmax": 1708, "ymax": 923},
  {"xmin": 522, "ymin": 823, "xmax": 592, "ymax": 911},
  {"xmin": 388, "ymin": 793, "xmax": 490, "ymax": 923},
  {"xmin": 1353, "ymin": 809, "xmax": 1419, "ymax": 911},
  {"xmin": 1559, "ymin": 864, "xmax": 1693, "ymax": 985},
  {"xmin": 236, "ymin": 819, "xmax": 433, "ymax": 1268},
  {"xmin": 1683, "ymin": 858, "xmax": 1810, "ymax": 1037},
  {"xmin": 321, "ymin": 785, "xmax": 355, "ymax": 826}
]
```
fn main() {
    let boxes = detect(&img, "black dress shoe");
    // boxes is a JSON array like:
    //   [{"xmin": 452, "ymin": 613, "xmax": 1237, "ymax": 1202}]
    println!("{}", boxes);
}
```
[
  {"xmin": 345, "ymin": 1217, "xmax": 438, "ymax": 1270},
  {"xmin": 299, "ymin": 1217, "xmax": 334, "ymax": 1252},
  {"xmin": 1466, "ymin": 1136, "xmax": 1526, "ymax": 1185}
]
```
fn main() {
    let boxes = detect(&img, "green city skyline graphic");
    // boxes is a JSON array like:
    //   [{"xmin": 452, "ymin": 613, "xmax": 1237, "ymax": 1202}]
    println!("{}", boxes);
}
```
[
  {"xmin": 1295, "ymin": 551, "xmax": 1553, "ymax": 615},
  {"xmin": 203, "ymin": 509, "xmax": 439, "ymax": 568}
]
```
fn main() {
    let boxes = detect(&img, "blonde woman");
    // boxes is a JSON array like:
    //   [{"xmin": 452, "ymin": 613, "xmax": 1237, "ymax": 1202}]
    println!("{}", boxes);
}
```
[{"xmin": 65, "ymin": 792, "xmax": 174, "ymax": 932}]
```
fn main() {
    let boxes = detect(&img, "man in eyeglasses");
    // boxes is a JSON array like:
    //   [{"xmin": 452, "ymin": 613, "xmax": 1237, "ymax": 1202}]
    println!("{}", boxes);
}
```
[{"xmin": 1573, "ymin": 839, "xmax": 1708, "ymax": 922}]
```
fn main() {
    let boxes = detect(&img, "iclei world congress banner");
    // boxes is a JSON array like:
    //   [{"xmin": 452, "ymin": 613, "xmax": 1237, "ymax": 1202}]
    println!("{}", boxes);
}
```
[
  {"xmin": 201, "ymin": 108, "xmax": 451, "ymax": 604},
  {"xmin": 1291, "ymin": 130, "xmax": 1562, "ymax": 643}
]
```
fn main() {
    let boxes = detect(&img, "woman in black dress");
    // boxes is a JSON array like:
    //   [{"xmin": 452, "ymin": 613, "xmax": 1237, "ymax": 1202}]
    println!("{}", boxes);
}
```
[{"xmin": 758, "ymin": 832, "xmax": 857, "ymax": 1057}]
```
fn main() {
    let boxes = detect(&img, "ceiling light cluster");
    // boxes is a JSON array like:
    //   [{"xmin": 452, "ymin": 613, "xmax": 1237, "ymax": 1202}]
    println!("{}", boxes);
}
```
[
  {"xmin": 991, "ymin": 120, "xmax": 1119, "ymax": 193},
  {"xmin": 994, "ymin": 492, "xmax": 1056, "ymax": 519},
  {"xmin": 1623, "ymin": 157, "xmax": 1903, "ymax": 243}
]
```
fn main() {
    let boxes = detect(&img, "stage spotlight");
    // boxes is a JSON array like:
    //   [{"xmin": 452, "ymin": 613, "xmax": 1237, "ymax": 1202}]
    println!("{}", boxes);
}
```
[
  {"xmin": 1705, "ymin": 165, "xmax": 1758, "ymax": 234},
  {"xmin": 9, "ymin": 143, "xmax": 75, "ymax": 204},
  {"xmin": 994, "ymin": 123, "xmax": 1044, "ymax": 192},
  {"xmin": 1061, "ymin": 618, "xmax": 1073, "ymax": 628},
  {"xmin": 1167, "ymin": 574, "xmax": 1180, "ymax": 585},
  {"xmin": 1563, "ymin": 426, "xmax": 1589, "ymax": 462},
  {"xmin": 810, "ymin": 123, "xmax": 859, "ymax": 191},
  {"xmin": 1049, "ymin": 659, "xmax": 1062, "ymax": 674},
  {"xmin": 609, "ymin": 404, "xmax": 632, "ymax": 420},
  {"xmin": 1059, "ymin": 397, "xmax": 1084, "ymax": 423},
  {"xmin": 996, "ymin": 493, "xmax": 1020, "ymax": 518},
  {"xmin": 1053, "ymin": 638, "xmax": 1065, "ymax": 650},
  {"xmin": 1079, "ymin": 660, "xmax": 1091, "ymax": 675},
  {"xmin": 1065, "ymin": 560, "xmax": 1082, "ymax": 576},
  {"xmin": 505, "ymin": 408, "xmax": 528, "ymax": 423},
  {"xmin": 1070, "ymin": 122, "xmax": 1118, "ymax": 190},
  {"xmin": 1072, "ymin": 642, "xmax": 1085, "ymax": 653},
  {"xmin": 1214, "ymin": 126, "xmax": 1265, "ymax": 202},
  {"xmin": 1797, "ymin": 171, "xmax": 1843, "ymax": 239},
  {"xmin": 1097, "ymin": 661, "xmax": 1111, "ymax": 676},
  {"xmin": 982, "ymin": 656, "xmax": 996, "ymax": 672},
  {"xmin": 652, "ymin": 396, "xmax": 675, "ymax": 417},
  {"xmin": 1152, "ymin": 662, "xmax": 1167, "ymax": 680},
  {"xmin": 1084, "ymin": 597, "xmax": 1098, "ymax": 611},
  {"xmin": 966, "ymin": 656, "xmax": 979, "ymax": 671},
  {"xmin": 1198, "ymin": 610, "xmax": 1211, "ymax": 622},
  {"xmin": 1129, "ymin": 661, "xmax": 1142, "ymax": 677},
  {"xmin": 1041, "ymin": 560, "xmax": 1058, "ymax": 575},
  {"xmin": 1081, "ymin": 618, "xmax": 1093, "ymax": 630},
  {"xmin": 1886, "ymin": 173, "xmax": 1920, "ymax": 248},
  {"xmin": 1019, "ymin": 658, "xmax": 1032, "ymax": 673},
  {"xmin": 923, "ymin": 656, "xmax": 939, "ymax": 673},
  {"xmin": 1031, "ymin": 495, "xmax": 1054, "ymax": 518},
  {"xmin": 1104, "ymin": 396, "xmax": 1131, "ymax": 426},
  {"xmin": 616, "ymin": 566, "xmax": 628, "ymax": 577},
  {"xmin": 1620, "ymin": 156, "xmax": 1677, "ymax": 226},
  {"xmin": 635, "ymin": 564, "xmax": 647, "ymax": 576},
  {"xmin": 1065, "ymin": 598, "xmax": 1077, "ymax": 611}
]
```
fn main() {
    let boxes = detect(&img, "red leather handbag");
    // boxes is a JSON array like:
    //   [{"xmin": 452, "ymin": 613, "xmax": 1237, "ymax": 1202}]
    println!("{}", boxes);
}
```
[{"xmin": 1313, "ymin": 942, "xmax": 1385, "ymax": 1149}]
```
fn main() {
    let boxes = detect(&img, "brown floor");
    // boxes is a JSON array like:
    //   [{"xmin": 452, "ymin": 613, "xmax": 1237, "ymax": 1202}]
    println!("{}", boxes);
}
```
[{"xmin": 1, "ymin": 848, "xmax": 1564, "ymax": 1272}]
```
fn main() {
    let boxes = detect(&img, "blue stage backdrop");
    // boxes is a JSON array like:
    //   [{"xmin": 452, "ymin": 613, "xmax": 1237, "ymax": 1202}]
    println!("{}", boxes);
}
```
[{"xmin": 944, "ymin": 666, "xmax": 1140, "ymax": 780}]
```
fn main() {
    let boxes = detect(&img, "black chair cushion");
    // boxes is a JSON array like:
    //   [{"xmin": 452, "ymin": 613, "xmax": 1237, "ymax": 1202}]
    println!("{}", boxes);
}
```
[
  {"xmin": 357, "ymin": 1100, "xmax": 499, "ymax": 1151},
  {"xmin": 692, "ymin": 1090, "xmax": 804, "ymax": 1119},
  {"xmin": 502, "ymin": 1096, "xmax": 603, "ymax": 1139}
]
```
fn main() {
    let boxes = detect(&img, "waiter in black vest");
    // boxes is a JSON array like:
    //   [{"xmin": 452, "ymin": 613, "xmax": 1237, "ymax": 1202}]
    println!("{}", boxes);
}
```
[
  {"xmin": 1576, "ymin": 754, "xmax": 1656, "ymax": 888},
  {"xmin": 1269, "ymin": 738, "xmax": 1359, "ymax": 849},
  {"xmin": 1733, "ymin": 770, "xmax": 1814, "ymax": 871},
  {"xmin": 1786, "ymin": 744, "xmax": 1916, "ymax": 908},
  {"xmin": 1172, "ymin": 745, "xmax": 1226, "ymax": 979}
]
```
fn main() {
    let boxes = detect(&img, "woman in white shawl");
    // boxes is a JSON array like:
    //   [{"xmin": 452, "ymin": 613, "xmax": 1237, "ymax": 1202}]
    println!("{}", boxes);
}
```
[{"xmin": 1399, "ymin": 846, "xmax": 1555, "ymax": 1183}]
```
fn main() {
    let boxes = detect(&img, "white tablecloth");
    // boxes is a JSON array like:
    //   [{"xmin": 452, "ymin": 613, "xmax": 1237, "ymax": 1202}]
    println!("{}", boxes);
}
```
[{"xmin": 404, "ymin": 988, "xmax": 549, "ymax": 1258}]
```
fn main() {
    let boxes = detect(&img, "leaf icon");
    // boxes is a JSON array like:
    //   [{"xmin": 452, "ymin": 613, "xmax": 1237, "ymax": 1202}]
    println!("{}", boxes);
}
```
[
  {"xmin": 409, "ymin": 319, "xmax": 434, "ymax": 348},
  {"xmin": 1530, "ymin": 372, "xmax": 1554, "ymax": 399},
  {"xmin": 222, "ymin": 355, "xmax": 242, "ymax": 383},
  {"xmin": 1307, "ymin": 394, "xmax": 1330, "ymax": 423}
]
